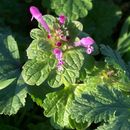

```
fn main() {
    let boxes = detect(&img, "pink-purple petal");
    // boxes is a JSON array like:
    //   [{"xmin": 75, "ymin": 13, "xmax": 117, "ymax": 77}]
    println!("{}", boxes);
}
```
[
  {"xmin": 53, "ymin": 48, "xmax": 64, "ymax": 71},
  {"xmin": 30, "ymin": 6, "xmax": 50, "ymax": 33},
  {"xmin": 74, "ymin": 36, "xmax": 95, "ymax": 54},
  {"xmin": 80, "ymin": 37, "xmax": 95, "ymax": 47},
  {"xmin": 58, "ymin": 15, "xmax": 66, "ymax": 25},
  {"xmin": 53, "ymin": 48, "xmax": 63, "ymax": 60}
]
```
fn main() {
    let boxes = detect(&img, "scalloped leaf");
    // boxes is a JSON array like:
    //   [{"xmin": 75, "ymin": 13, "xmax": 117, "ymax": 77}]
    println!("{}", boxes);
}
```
[
  {"xmin": 30, "ymin": 28, "xmax": 46, "ymax": 40},
  {"xmin": 22, "ymin": 59, "xmax": 51, "ymax": 86},
  {"xmin": 51, "ymin": 0, "xmax": 93, "ymax": 20},
  {"xmin": 48, "ymin": 49, "xmax": 84, "ymax": 87},
  {"xmin": 23, "ymin": 38, "xmax": 56, "ymax": 86},
  {"xmin": 63, "ymin": 49, "xmax": 84, "ymax": 79},
  {"xmin": 43, "ymin": 88, "xmax": 74, "ymax": 128},
  {"xmin": 0, "ymin": 34, "xmax": 21, "ymax": 89},
  {"xmin": 0, "ymin": 33, "xmax": 27, "ymax": 115},
  {"xmin": 30, "ymin": 15, "xmax": 57, "ymax": 40},
  {"xmin": 67, "ymin": 21, "xmax": 83, "ymax": 44},
  {"xmin": 70, "ymin": 85, "xmax": 130, "ymax": 126},
  {"xmin": 26, "ymin": 39, "xmax": 52, "ymax": 61},
  {"xmin": 43, "ymin": 84, "xmax": 89, "ymax": 129},
  {"xmin": 0, "ymin": 76, "xmax": 27, "ymax": 115}
]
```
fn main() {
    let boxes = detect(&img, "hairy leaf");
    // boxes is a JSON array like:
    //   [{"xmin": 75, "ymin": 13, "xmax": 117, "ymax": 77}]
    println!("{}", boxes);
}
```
[
  {"xmin": 27, "ymin": 39, "xmax": 52, "ymax": 61},
  {"xmin": 48, "ymin": 49, "xmax": 84, "ymax": 87},
  {"xmin": 43, "ymin": 84, "xmax": 88, "ymax": 129},
  {"xmin": 22, "ymin": 59, "xmax": 51, "ymax": 86},
  {"xmin": 70, "ymin": 85, "xmax": 130, "ymax": 126},
  {"xmin": 43, "ymin": 88, "xmax": 74, "ymax": 128},
  {"xmin": 30, "ymin": 28, "xmax": 46, "ymax": 40},
  {"xmin": 96, "ymin": 115, "xmax": 130, "ymax": 130}
]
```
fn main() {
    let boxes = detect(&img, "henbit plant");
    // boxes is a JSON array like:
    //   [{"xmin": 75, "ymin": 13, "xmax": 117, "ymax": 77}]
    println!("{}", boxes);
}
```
[{"xmin": 0, "ymin": 5, "xmax": 130, "ymax": 130}]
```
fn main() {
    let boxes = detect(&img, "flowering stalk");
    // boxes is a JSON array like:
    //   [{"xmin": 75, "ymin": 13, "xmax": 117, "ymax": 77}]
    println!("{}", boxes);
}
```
[
  {"xmin": 74, "ymin": 36, "xmax": 95, "ymax": 54},
  {"xmin": 30, "ymin": 6, "xmax": 50, "ymax": 33},
  {"xmin": 53, "ymin": 48, "xmax": 64, "ymax": 71}
]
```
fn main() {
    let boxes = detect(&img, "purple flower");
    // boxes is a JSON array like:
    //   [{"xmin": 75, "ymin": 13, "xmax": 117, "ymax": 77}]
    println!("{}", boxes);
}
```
[
  {"xmin": 80, "ymin": 37, "xmax": 95, "ymax": 48},
  {"xmin": 74, "ymin": 36, "xmax": 95, "ymax": 54},
  {"xmin": 53, "ymin": 48, "xmax": 63, "ymax": 60},
  {"xmin": 53, "ymin": 48, "xmax": 64, "ymax": 71},
  {"xmin": 58, "ymin": 15, "xmax": 66, "ymax": 25},
  {"xmin": 57, "ymin": 60, "xmax": 64, "ymax": 71},
  {"xmin": 30, "ymin": 6, "xmax": 50, "ymax": 33}
]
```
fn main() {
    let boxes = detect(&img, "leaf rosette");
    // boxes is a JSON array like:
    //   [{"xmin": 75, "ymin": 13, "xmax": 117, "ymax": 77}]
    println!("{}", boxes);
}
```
[{"xmin": 22, "ymin": 14, "xmax": 96, "ymax": 87}]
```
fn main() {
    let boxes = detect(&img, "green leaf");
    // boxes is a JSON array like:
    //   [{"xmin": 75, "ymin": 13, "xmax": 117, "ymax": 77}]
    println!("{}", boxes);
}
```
[
  {"xmin": 0, "ymin": 76, "xmax": 27, "ymax": 115},
  {"xmin": 64, "ymin": 49, "xmax": 83, "ymax": 71},
  {"xmin": 43, "ymin": 88, "xmax": 73, "ymax": 128},
  {"xmin": 24, "ymin": 28, "xmax": 58, "ymax": 86},
  {"xmin": 5, "ymin": 35, "xmax": 20, "ymax": 60},
  {"xmin": 100, "ymin": 45, "xmax": 130, "ymax": 91},
  {"xmin": 100, "ymin": 44, "xmax": 127, "ymax": 73},
  {"xmin": 96, "ymin": 115, "xmax": 130, "ymax": 130},
  {"xmin": 30, "ymin": 15, "xmax": 56, "ymax": 40},
  {"xmin": 43, "ymin": 84, "xmax": 88, "ymax": 129},
  {"xmin": 48, "ymin": 49, "xmax": 84, "ymax": 87},
  {"xmin": 70, "ymin": 85, "xmax": 130, "ymax": 127},
  {"xmin": 22, "ymin": 59, "xmax": 51, "ymax": 86},
  {"xmin": 79, "ymin": 53, "xmax": 95, "ymax": 81},
  {"xmin": 30, "ymin": 28, "xmax": 46, "ymax": 40},
  {"xmin": 27, "ymin": 82, "xmax": 54, "ymax": 107},
  {"xmin": 0, "ymin": 34, "xmax": 27, "ymax": 115},
  {"xmin": 83, "ymin": 0, "xmax": 121, "ymax": 42},
  {"xmin": 0, "ymin": 34, "xmax": 20, "ymax": 88},
  {"xmin": 117, "ymin": 16, "xmax": 130, "ymax": 54},
  {"xmin": 62, "ymin": 49, "xmax": 84, "ymax": 85},
  {"xmin": 0, "ymin": 78, "xmax": 16, "ymax": 90},
  {"xmin": 48, "ymin": 70, "xmax": 62, "ymax": 88},
  {"xmin": 67, "ymin": 21, "xmax": 83, "ymax": 43},
  {"xmin": 26, "ymin": 39, "xmax": 52, "ymax": 61},
  {"xmin": 51, "ymin": 0, "xmax": 93, "ymax": 20}
]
